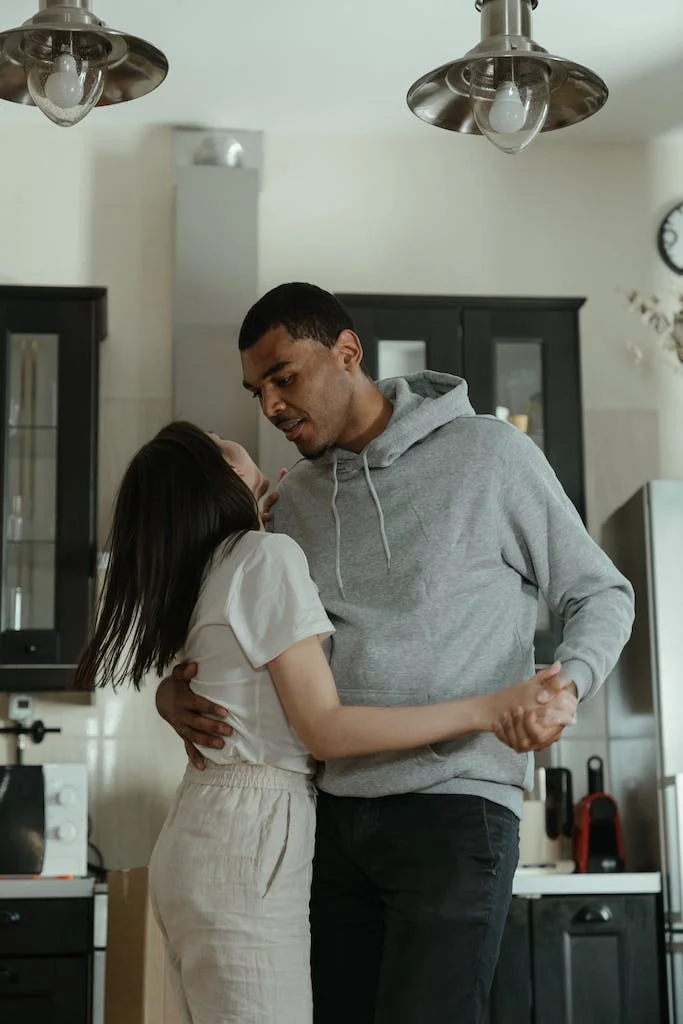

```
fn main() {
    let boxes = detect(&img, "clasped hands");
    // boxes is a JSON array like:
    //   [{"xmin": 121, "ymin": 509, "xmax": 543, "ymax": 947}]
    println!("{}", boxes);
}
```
[{"xmin": 491, "ymin": 661, "xmax": 578, "ymax": 753}]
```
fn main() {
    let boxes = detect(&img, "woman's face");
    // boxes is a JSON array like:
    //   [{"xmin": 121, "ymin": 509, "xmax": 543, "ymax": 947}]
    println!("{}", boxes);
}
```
[{"xmin": 209, "ymin": 434, "xmax": 269, "ymax": 501}]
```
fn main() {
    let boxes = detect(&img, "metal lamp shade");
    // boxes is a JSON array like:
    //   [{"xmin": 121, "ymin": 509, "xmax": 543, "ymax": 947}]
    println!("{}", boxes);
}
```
[
  {"xmin": 407, "ymin": 0, "xmax": 607, "ymax": 138},
  {"xmin": 0, "ymin": 5, "xmax": 167, "ymax": 107},
  {"xmin": 407, "ymin": 48, "xmax": 608, "ymax": 135}
]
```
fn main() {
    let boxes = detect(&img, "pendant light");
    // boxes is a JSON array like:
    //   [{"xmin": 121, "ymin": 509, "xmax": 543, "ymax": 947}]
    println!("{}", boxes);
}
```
[
  {"xmin": 0, "ymin": 0, "xmax": 168, "ymax": 127},
  {"xmin": 407, "ymin": 0, "xmax": 608, "ymax": 155}
]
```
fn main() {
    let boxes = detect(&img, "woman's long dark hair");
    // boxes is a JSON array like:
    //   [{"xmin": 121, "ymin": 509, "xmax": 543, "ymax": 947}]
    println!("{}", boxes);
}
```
[{"xmin": 74, "ymin": 421, "xmax": 259, "ymax": 691}]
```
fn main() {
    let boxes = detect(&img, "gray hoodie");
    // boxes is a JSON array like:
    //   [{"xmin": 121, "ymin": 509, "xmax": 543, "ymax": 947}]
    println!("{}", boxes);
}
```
[{"xmin": 271, "ymin": 371, "xmax": 634, "ymax": 815}]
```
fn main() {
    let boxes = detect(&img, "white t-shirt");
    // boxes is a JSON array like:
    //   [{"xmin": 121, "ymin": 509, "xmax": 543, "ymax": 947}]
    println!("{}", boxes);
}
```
[{"xmin": 185, "ymin": 530, "xmax": 335, "ymax": 774}]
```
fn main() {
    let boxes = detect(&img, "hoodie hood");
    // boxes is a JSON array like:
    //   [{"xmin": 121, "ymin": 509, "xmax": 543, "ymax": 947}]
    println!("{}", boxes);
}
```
[
  {"xmin": 317, "ymin": 371, "xmax": 475, "ymax": 596},
  {"xmin": 323, "ymin": 370, "xmax": 476, "ymax": 471}
]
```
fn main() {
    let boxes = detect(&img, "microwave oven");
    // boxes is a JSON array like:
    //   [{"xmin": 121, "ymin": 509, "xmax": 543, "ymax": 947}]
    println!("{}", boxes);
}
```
[{"xmin": 0, "ymin": 763, "xmax": 88, "ymax": 877}]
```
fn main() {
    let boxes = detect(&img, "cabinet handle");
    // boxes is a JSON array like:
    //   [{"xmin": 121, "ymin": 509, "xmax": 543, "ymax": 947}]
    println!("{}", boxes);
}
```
[
  {"xmin": 574, "ymin": 904, "xmax": 613, "ymax": 924},
  {"xmin": 0, "ymin": 967, "xmax": 16, "ymax": 984},
  {"xmin": 0, "ymin": 910, "xmax": 20, "ymax": 925}
]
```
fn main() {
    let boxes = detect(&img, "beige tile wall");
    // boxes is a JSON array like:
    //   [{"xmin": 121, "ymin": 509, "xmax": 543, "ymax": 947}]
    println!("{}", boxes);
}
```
[
  {"xmin": 583, "ymin": 408, "xmax": 661, "ymax": 540},
  {"xmin": 0, "ymin": 685, "xmax": 187, "ymax": 870}
]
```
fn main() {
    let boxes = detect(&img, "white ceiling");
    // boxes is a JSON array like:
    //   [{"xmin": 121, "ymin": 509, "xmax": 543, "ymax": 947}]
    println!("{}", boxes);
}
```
[{"xmin": 1, "ymin": 0, "xmax": 682, "ymax": 141}]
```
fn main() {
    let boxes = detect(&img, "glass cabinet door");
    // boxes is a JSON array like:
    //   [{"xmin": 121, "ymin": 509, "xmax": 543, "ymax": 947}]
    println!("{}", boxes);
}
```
[
  {"xmin": 494, "ymin": 339, "xmax": 545, "ymax": 451},
  {"xmin": 462, "ymin": 304, "xmax": 585, "ymax": 523},
  {"xmin": 2, "ymin": 334, "xmax": 59, "ymax": 635},
  {"xmin": 0, "ymin": 287, "xmax": 105, "ymax": 691},
  {"xmin": 337, "ymin": 299, "xmax": 464, "ymax": 380},
  {"xmin": 377, "ymin": 339, "xmax": 428, "ymax": 380}
]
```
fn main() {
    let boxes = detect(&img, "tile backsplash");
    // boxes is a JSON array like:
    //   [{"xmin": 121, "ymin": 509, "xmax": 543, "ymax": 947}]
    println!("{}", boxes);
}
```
[{"xmin": 0, "ymin": 680, "xmax": 187, "ymax": 870}]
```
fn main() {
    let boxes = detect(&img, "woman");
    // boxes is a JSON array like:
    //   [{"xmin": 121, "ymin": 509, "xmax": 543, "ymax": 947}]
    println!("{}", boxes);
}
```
[{"xmin": 75, "ymin": 421, "xmax": 572, "ymax": 1024}]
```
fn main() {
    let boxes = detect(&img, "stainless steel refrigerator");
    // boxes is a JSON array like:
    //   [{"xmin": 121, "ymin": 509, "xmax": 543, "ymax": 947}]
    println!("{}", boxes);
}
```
[{"xmin": 603, "ymin": 481, "xmax": 683, "ymax": 1024}]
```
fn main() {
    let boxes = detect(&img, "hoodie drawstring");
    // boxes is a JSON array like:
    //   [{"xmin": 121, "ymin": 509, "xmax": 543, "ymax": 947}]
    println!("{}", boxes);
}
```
[
  {"xmin": 330, "ymin": 451, "xmax": 392, "ymax": 597},
  {"xmin": 362, "ymin": 452, "xmax": 392, "ymax": 571},
  {"xmin": 331, "ymin": 451, "xmax": 346, "ymax": 598}
]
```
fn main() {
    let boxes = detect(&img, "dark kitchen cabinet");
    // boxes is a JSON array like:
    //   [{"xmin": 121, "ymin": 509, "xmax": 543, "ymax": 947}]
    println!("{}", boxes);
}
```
[
  {"xmin": 338, "ymin": 294, "xmax": 585, "ymax": 665},
  {"xmin": 0, "ymin": 286, "xmax": 106, "ymax": 691},
  {"xmin": 0, "ymin": 957, "xmax": 91, "ymax": 1022},
  {"xmin": 485, "ymin": 893, "xmax": 666, "ymax": 1024},
  {"xmin": 0, "ymin": 895, "xmax": 93, "ymax": 1023}
]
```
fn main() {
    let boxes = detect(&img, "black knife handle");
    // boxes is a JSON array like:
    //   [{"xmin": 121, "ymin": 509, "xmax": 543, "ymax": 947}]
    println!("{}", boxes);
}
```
[{"xmin": 588, "ymin": 755, "xmax": 604, "ymax": 795}]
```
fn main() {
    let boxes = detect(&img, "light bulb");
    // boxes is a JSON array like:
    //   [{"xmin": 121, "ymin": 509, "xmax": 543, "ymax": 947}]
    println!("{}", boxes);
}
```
[
  {"xmin": 488, "ymin": 82, "xmax": 525, "ymax": 135},
  {"xmin": 44, "ymin": 54, "xmax": 84, "ymax": 109},
  {"xmin": 470, "ymin": 60, "xmax": 550, "ymax": 156},
  {"xmin": 27, "ymin": 40, "xmax": 105, "ymax": 127}
]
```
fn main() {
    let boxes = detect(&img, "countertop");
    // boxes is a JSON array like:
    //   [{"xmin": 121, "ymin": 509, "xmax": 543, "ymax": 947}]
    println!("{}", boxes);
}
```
[
  {"xmin": 512, "ymin": 870, "xmax": 662, "ymax": 897},
  {"xmin": 0, "ymin": 876, "xmax": 96, "ymax": 898},
  {"xmin": 0, "ymin": 871, "xmax": 663, "ymax": 899}
]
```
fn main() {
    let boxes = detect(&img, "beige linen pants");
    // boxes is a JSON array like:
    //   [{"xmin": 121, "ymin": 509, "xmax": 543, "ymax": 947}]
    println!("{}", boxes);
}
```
[{"xmin": 148, "ymin": 762, "xmax": 316, "ymax": 1024}]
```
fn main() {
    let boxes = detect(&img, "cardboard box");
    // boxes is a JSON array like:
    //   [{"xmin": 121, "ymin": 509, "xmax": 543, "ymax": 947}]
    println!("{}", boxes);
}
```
[{"xmin": 105, "ymin": 867, "xmax": 183, "ymax": 1024}]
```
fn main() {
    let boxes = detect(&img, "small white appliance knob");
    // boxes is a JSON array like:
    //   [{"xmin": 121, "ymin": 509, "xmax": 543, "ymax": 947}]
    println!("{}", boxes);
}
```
[
  {"xmin": 56, "ymin": 822, "xmax": 78, "ymax": 843},
  {"xmin": 56, "ymin": 786, "xmax": 78, "ymax": 806}
]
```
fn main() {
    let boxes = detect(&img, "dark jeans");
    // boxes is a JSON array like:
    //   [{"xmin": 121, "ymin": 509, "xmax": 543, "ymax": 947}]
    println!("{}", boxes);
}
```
[{"xmin": 310, "ymin": 791, "xmax": 519, "ymax": 1024}]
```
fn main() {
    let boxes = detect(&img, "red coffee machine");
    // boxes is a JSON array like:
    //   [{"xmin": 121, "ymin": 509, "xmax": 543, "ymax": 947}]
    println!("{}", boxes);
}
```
[{"xmin": 573, "ymin": 755, "xmax": 625, "ymax": 873}]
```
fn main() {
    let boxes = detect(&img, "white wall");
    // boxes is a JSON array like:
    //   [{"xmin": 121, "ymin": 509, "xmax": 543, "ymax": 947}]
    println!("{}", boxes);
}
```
[
  {"xmin": 645, "ymin": 138, "xmax": 683, "ymax": 481},
  {"xmin": 0, "ymin": 123, "xmax": 681, "ymax": 866}
]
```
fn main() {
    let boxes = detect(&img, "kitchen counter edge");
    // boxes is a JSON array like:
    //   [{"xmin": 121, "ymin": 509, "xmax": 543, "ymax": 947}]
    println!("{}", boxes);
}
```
[
  {"xmin": 512, "ymin": 871, "xmax": 662, "ymax": 897},
  {"xmin": 0, "ymin": 872, "xmax": 662, "ymax": 900}
]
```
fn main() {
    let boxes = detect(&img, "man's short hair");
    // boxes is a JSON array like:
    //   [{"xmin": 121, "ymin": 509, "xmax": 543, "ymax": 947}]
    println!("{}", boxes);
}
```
[{"xmin": 238, "ymin": 283, "xmax": 355, "ymax": 351}]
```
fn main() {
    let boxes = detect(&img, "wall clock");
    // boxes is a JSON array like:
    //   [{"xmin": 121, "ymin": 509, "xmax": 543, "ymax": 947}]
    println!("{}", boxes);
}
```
[{"xmin": 657, "ymin": 202, "xmax": 683, "ymax": 275}]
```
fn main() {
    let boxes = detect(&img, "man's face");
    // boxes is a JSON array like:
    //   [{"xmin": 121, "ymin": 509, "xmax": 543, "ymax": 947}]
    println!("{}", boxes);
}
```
[{"xmin": 241, "ymin": 326, "xmax": 355, "ymax": 458}]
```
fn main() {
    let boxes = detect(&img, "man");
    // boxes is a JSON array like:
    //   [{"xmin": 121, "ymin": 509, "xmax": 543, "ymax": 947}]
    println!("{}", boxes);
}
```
[{"xmin": 156, "ymin": 283, "xmax": 634, "ymax": 1024}]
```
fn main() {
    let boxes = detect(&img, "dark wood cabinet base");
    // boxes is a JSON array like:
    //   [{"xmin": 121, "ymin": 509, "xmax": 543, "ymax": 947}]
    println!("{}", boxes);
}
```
[{"xmin": 485, "ymin": 893, "xmax": 667, "ymax": 1024}]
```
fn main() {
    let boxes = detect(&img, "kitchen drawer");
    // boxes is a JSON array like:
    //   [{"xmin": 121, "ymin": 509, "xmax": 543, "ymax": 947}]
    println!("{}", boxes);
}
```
[
  {"xmin": 0, "ymin": 955, "xmax": 90, "ymax": 1023},
  {"xmin": 0, "ymin": 897, "xmax": 92, "ymax": 955}
]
